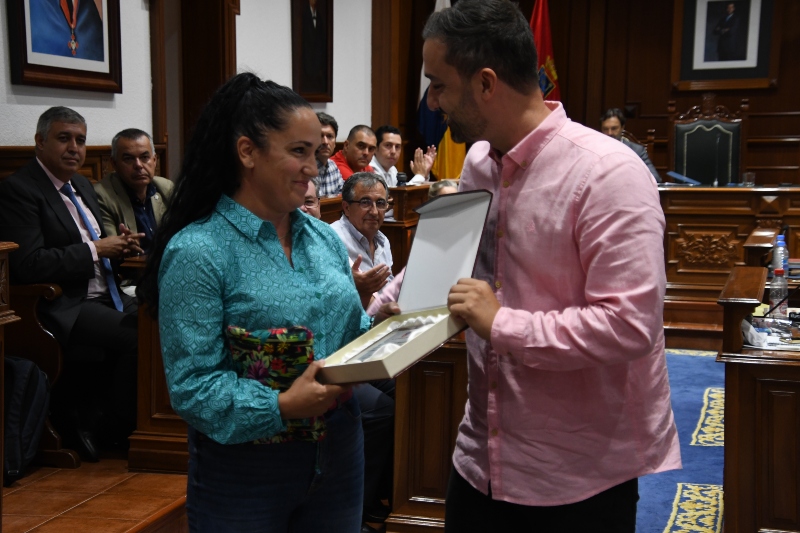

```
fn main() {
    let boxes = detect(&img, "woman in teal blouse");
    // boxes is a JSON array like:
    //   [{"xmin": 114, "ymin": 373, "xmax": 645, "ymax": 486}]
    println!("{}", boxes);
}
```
[{"xmin": 138, "ymin": 73, "xmax": 371, "ymax": 532}]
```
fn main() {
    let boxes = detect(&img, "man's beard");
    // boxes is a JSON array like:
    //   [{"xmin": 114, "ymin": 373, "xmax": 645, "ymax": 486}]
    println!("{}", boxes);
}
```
[{"xmin": 446, "ymin": 89, "xmax": 486, "ymax": 144}]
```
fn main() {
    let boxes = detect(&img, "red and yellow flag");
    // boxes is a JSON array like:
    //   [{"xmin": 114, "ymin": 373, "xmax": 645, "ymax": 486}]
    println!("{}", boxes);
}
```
[{"xmin": 530, "ymin": 0, "xmax": 560, "ymax": 101}]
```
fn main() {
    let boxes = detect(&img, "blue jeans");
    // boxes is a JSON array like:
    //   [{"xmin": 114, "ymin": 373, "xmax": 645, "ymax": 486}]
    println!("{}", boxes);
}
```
[{"xmin": 186, "ymin": 396, "xmax": 364, "ymax": 533}]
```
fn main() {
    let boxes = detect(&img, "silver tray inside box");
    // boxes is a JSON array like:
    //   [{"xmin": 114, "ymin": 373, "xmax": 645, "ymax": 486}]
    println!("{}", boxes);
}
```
[{"xmin": 318, "ymin": 189, "xmax": 492, "ymax": 384}]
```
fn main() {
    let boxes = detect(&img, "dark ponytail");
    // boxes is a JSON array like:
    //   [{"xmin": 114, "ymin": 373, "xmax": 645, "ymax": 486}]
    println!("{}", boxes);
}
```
[{"xmin": 137, "ymin": 73, "xmax": 311, "ymax": 316}]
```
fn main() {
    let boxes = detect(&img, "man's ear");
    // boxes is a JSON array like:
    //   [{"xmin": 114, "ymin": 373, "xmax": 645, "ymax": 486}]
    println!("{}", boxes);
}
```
[
  {"xmin": 477, "ymin": 68, "xmax": 498, "ymax": 101},
  {"xmin": 34, "ymin": 133, "xmax": 44, "ymax": 151},
  {"xmin": 236, "ymin": 135, "xmax": 256, "ymax": 170},
  {"xmin": 342, "ymin": 199, "xmax": 351, "ymax": 218}
]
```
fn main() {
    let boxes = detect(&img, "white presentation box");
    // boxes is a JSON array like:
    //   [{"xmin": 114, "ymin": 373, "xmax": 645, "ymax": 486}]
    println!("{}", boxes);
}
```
[{"xmin": 319, "ymin": 189, "xmax": 492, "ymax": 384}]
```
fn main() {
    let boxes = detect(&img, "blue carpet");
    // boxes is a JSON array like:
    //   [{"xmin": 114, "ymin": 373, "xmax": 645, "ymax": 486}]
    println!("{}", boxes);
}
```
[{"xmin": 636, "ymin": 349, "xmax": 725, "ymax": 533}]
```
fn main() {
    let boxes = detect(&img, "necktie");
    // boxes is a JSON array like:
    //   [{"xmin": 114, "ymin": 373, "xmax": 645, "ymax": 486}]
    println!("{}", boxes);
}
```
[{"xmin": 60, "ymin": 183, "xmax": 124, "ymax": 312}]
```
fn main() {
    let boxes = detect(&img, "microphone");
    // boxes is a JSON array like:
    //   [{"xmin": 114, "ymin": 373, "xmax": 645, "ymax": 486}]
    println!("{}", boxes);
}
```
[{"xmin": 714, "ymin": 133, "xmax": 720, "ymax": 187}]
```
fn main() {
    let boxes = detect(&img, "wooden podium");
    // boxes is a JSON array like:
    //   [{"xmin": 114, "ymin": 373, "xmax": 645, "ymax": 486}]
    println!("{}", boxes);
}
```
[{"xmin": 717, "ymin": 266, "xmax": 800, "ymax": 532}]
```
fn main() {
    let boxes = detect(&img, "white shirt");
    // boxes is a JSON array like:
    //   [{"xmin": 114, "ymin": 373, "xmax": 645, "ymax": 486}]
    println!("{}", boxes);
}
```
[{"xmin": 370, "ymin": 157, "xmax": 427, "ymax": 187}]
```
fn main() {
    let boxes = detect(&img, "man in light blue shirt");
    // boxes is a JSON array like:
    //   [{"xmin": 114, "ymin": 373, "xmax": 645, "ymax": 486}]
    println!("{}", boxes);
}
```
[{"xmin": 331, "ymin": 172, "xmax": 394, "ymax": 306}]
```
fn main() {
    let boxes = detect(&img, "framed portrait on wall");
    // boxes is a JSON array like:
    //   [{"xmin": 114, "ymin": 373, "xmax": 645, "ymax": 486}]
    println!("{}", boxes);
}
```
[
  {"xmin": 5, "ymin": 0, "xmax": 122, "ymax": 93},
  {"xmin": 291, "ymin": 0, "xmax": 333, "ymax": 102},
  {"xmin": 671, "ymin": 0, "xmax": 782, "ymax": 90}
]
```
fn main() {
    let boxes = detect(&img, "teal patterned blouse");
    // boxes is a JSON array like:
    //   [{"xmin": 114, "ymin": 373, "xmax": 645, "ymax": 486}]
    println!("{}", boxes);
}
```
[{"xmin": 158, "ymin": 195, "xmax": 370, "ymax": 445}]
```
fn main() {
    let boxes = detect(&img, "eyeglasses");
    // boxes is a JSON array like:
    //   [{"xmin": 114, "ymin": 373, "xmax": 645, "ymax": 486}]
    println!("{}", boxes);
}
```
[
  {"xmin": 304, "ymin": 197, "xmax": 320, "ymax": 207},
  {"xmin": 348, "ymin": 198, "xmax": 389, "ymax": 211}
]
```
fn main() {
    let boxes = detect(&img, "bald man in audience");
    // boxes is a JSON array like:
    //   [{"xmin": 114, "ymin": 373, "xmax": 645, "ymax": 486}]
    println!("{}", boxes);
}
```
[
  {"xmin": 95, "ymin": 128, "xmax": 173, "ymax": 255},
  {"xmin": 330, "ymin": 125, "xmax": 377, "ymax": 180}
]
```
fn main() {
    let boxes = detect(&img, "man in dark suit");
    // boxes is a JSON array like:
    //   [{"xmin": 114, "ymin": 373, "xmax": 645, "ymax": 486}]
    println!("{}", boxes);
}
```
[
  {"xmin": 600, "ymin": 108, "xmax": 661, "ymax": 183},
  {"xmin": 0, "ymin": 107, "xmax": 144, "ymax": 461},
  {"xmin": 713, "ymin": 2, "xmax": 743, "ymax": 61}
]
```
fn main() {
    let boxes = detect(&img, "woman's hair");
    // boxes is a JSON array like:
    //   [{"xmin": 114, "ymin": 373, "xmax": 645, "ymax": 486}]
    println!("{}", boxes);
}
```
[
  {"xmin": 428, "ymin": 179, "xmax": 459, "ymax": 198},
  {"xmin": 137, "ymin": 72, "xmax": 311, "ymax": 316}
]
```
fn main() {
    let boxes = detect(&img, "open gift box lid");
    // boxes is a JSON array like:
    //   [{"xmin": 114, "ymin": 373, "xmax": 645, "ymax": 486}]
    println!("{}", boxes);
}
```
[{"xmin": 318, "ymin": 189, "xmax": 492, "ymax": 384}]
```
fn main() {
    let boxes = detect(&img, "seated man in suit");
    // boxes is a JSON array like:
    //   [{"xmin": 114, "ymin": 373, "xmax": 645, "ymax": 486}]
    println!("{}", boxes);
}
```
[
  {"xmin": 600, "ymin": 108, "xmax": 661, "ymax": 183},
  {"xmin": 0, "ymin": 106, "xmax": 144, "ymax": 462},
  {"xmin": 371, "ymin": 125, "xmax": 438, "ymax": 186},
  {"xmin": 315, "ymin": 112, "xmax": 345, "ymax": 197},
  {"xmin": 95, "ymin": 128, "xmax": 173, "ymax": 255},
  {"xmin": 330, "ymin": 125, "xmax": 377, "ymax": 180}
]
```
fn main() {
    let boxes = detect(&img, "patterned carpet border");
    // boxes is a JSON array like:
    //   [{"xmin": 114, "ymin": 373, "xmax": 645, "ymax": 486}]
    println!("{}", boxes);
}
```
[
  {"xmin": 690, "ymin": 388, "xmax": 724, "ymax": 447},
  {"xmin": 663, "ymin": 483, "xmax": 723, "ymax": 533}
]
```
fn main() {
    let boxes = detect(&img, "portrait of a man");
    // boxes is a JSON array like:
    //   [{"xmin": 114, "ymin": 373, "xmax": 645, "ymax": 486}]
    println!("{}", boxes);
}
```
[
  {"xmin": 291, "ymin": 0, "xmax": 331, "ymax": 100},
  {"xmin": 704, "ymin": 1, "xmax": 749, "ymax": 62},
  {"xmin": 29, "ymin": 0, "xmax": 105, "ymax": 61}
]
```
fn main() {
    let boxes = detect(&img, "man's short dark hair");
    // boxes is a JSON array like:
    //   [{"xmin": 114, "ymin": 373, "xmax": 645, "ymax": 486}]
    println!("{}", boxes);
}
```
[
  {"xmin": 374, "ymin": 125, "xmax": 402, "ymax": 146},
  {"xmin": 310, "ymin": 176, "xmax": 321, "ymax": 198},
  {"xmin": 36, "ymin": 106, "xmax": 86, "ymax": 139},
  {"xmin": 422, "ymin": 0, "xmax": 539, "ymax": 95},
  {"xmin": 316, "ymin": 112, "xmax": 338, "ymax": 136},
  {"xmin": 111, "ymin": 128, "xmax": 155, "ymax": 160},
  {"xmin": 347, "ymin": 125, "xmax": 376, "ymax": 142},
  {"xmin": 600, "ymin": 108, "xmax": 626, "ymax": 128},
  {"xmin": 342, "ymin": 172, "xmax": 388, "ymax": 202}
]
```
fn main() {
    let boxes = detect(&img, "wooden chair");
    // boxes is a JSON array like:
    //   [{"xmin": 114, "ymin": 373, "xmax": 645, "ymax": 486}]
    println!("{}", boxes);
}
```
[
  {"xmin": 620, "ymin": 128, "xmax": 656, "ymax": 161},
  {"xmin": 667, "ymin": 93, "xmax": 749, "ymax": 186},
  {"xmin": 5, "ymin": 284, "xmax": 85, "ymax": 468}
]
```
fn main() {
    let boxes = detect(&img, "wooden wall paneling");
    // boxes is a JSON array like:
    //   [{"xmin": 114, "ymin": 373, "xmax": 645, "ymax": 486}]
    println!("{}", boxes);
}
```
[
  {"xmin": 371, "ymin": 0, "xmax": 395, "ymax": 130},
  {"xmin": 149, "ymin": 0, "xmax": 169, "ymax": 179},
  {"xmin": 180, "ymin": 0, "xmax": 239, "ymax": 146},
  {"xmin": 0, "ymin": 146, "xmax": 168, "ymax": 185}
]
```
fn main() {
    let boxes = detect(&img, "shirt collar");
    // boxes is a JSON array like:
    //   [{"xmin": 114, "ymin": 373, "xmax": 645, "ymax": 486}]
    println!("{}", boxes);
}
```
[
  {"xmin": 216, "ymin": 195, "xmax": 307, "ymax": 243},
  {"xmin": 488, "ymin": 101, "xmax": 567, "ymax": 169},
  {"xmin": 36, "ymin": 157, "xmax": 68, "ymax": 190},
  {"xmin": 125, "ymin": 180, "xmax": 157, "ymax": 205}
]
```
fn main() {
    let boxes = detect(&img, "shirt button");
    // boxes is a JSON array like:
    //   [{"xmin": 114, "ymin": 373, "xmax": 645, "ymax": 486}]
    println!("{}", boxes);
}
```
[
  {"xmin": 495, "ymin": 280, "xmax": 502, "ymax": 289},
  {"xmin": 521, "ymin": 160, "xmax": 528, "ymax": 168},
  {"xmin": 490, "ymin": 381, "xmax": 497, "ymax": 389},
  {"xmin": 491, "ymin": 429, "xmax": 498, "ymax": 436},
  {"xmin": 497, "ymin": 229, "xmax": 504, "ymax": 238},
  {"xmin": 503, "ymin": 180, "xmax": 510, "ymax": 188}
]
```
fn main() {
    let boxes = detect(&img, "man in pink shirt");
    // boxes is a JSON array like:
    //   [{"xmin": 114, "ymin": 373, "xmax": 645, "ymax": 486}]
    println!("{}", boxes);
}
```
[{"xmin": 421, "ymin": 1, "xmax": 681, "ymax": 530}]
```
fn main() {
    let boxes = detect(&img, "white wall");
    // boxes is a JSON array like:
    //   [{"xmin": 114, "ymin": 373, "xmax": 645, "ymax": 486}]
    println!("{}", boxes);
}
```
[
  {"xmin": 0, "ymin": 1, "xmax": 153, "ymax": 146},
  {"xmin": 236, "ymin": 0, "xmax": 371, "ymax": 142}
]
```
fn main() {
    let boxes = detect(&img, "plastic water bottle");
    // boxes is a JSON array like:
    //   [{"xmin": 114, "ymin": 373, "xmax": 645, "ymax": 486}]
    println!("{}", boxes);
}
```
[
  {"xmin": 773, "ymin": 235, "xmax": 788, "ymax": 273},
  {"xmin": 770, "ymin": 268, "xmax": 789, "ymax": 318}
]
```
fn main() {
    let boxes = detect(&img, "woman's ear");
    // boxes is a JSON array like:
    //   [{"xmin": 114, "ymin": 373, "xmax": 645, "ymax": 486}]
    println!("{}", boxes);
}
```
[{"xmin": 236, "ymin": 135, "xmax": 256, "ymax": 169}]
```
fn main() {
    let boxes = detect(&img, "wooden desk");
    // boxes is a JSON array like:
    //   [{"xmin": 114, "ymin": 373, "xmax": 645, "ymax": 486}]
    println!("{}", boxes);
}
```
[
  {"xmin": 0, "ymin": 242, "xmax": 21, "ymax": 522},
  {"xmin": 387, "ymin": 337, "xmax": 467, "ymax": 533},
  {"xmin": 717, "ymin": 266, "xmax": 800, "ymax": 532},
  {"xmin": 320, "ymin": 196, "xmax": 342, "ymax": 224},
  {"xmin": 122, "ymin": 256, "xmax": 189, "ymax": 473},
  {"xmin": 661, "ymin": 186, "xmax": 800, "ymax": 350}
]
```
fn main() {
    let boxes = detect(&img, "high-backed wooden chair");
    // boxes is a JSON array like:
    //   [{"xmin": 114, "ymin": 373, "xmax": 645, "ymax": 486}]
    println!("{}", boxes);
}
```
[
  {"xmin": 667, "ymin": 93, "xmax": 749, "ymax": 186},
  {"xmin": 621, "ymin": 128, "xmax": 656, "ymax": 161},
  {"xmin": 5, "ymin": 284, "xmax": 85, "ymax": 468}
]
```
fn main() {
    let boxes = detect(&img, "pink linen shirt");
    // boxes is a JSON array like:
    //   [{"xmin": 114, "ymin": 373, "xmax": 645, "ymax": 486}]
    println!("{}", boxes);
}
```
[{"xmin": 453, "ymin": 101, "xmax": 681, "ymax": 506}]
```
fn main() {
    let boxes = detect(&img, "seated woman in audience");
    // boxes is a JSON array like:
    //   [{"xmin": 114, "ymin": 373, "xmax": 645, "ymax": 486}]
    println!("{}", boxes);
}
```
[
  {"xmin": 138, "ymin": 72, "xmax": 374, "ymax": 533},
  {"xmin": 366, "ymin": 179, "xmax": 459, "ymax": 316}
]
